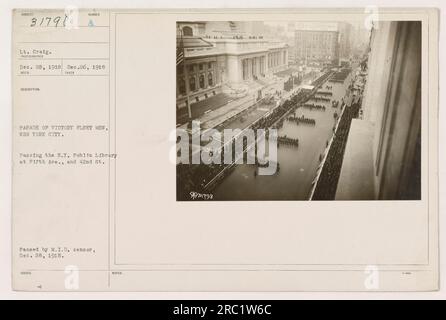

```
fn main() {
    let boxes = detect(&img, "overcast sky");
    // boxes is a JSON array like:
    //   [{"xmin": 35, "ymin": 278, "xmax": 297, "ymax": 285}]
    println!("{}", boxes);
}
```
[{"xmin": 264, "ymin": 21, "xmax": 368, "ymax": 31}]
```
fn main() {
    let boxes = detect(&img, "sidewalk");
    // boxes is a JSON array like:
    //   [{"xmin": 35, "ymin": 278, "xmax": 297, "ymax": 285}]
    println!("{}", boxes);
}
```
[{"xmin": 200, "ymin": 77, "xmax": 287, "ymax": 129}]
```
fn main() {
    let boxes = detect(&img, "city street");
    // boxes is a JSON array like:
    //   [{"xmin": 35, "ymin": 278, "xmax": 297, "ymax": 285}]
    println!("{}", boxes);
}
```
[{"xmin": 213, "ymin": 77, "xmax": 351, "ymax": 200}]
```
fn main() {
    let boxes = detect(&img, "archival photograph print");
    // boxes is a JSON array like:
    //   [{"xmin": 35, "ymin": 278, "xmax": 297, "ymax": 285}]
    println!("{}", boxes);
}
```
[{"xmin": 175, "ymin": 20, "xmax": 421, "ymax": 201}]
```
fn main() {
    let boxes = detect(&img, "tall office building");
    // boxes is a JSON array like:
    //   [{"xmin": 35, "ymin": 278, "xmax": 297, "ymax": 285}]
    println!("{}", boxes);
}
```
[
  {"xmin": 338, "ymin": 22, "xmax": 353, "ymax": 59},
  {"xmin": 294, "ymin": 29, "xmax": 339, "ymax": 63}
]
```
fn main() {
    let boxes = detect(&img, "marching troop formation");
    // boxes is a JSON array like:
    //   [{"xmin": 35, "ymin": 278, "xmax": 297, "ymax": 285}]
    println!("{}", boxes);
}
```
[
  {"xmin": 315, "ymin": 91, "xmax": 333, "ymax": 96},
  {"xmin": 312, "ymin": 96, "xmax": 331, "ymax": 102},
  {"xmin": 276, "ymin": 135, "xmax": 300, "ymax": 147},
  {"xmin": 302, "ymin": 103, "xmax": 326, "ymax": 111},
  {"xmin": 287, "ymin": 114, "xmax": 317, "ymax": 125}
]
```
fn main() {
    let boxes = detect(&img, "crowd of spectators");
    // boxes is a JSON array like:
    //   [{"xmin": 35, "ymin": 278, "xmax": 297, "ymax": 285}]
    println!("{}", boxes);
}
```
[{"xmin": 311, "ymin": 102, "xmax": 361, "ymax": 200}]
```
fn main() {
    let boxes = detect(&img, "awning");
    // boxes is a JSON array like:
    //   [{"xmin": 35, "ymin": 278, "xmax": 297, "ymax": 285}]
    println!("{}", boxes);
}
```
[{"xmin": 177, "ymin": 36, "xmax": 214, "ymax": 49}]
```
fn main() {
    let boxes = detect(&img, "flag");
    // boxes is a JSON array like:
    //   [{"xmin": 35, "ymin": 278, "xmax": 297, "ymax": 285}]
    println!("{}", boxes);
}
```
[
  {"xmin": 176, "ymin": 45, "xmax": 184, "ymax": 66},
  {"xmin": 176, "ymin": 30, "xmax": 184, "ymax": 66}
]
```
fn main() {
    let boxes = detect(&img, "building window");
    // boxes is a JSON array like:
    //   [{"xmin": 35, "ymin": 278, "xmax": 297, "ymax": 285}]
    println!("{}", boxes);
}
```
[
  {"xmin": 182, "ymin": 26, "xmax": 193, "ymax": 36},
  {"xmin": 208, "ymin": 62, "xmax": 213, "ymax": 69},
  {"xmin": 208, "ymin": 72, "xmax": 213, "ymax": 86},
  {"xmin": 189, "ymin": 76, "xmax": 196, "ymax": 91},
  {"xmin": 199, "ymin": 63, "xmax": 204, "ymax": 71},
  {"xmin": 199, "ymin": 74, "xmax": 205, "ymax": 89},
  {"xmin": 188, "ymin": 64, "xmax": 195, "ymax": 73},
  {"xmin": 178, "ymin": 77, "xmax": 186, "ymax": 95}
]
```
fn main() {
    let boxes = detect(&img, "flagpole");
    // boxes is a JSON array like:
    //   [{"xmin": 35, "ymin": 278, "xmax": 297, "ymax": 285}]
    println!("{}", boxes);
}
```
[
  {"xmin": 177, "ymin": 26, "xmax": 192, "ymax": 123},
  {"xmin": 180, "ymin": 28, "xmax": 192, "ymax": 120}
]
